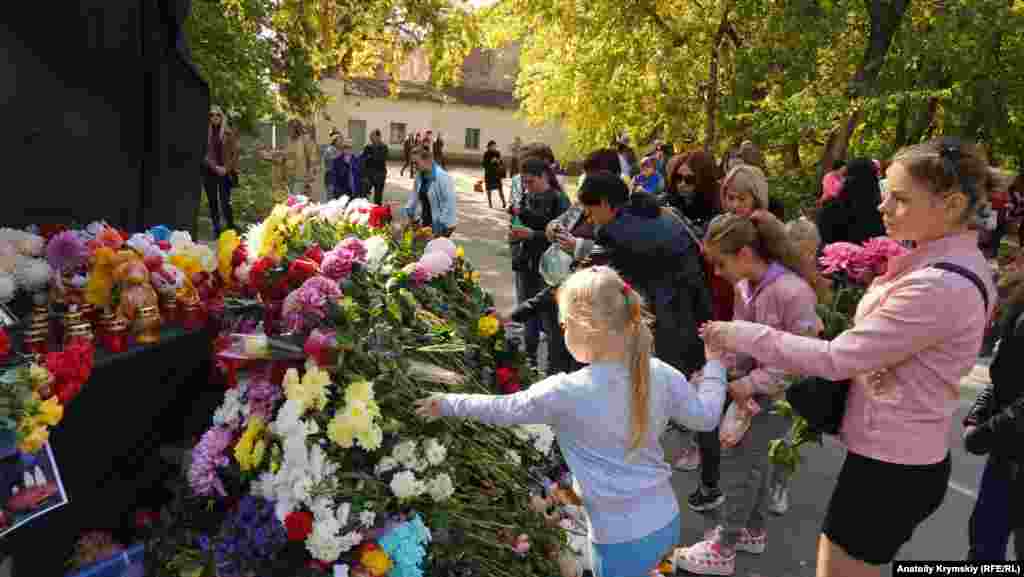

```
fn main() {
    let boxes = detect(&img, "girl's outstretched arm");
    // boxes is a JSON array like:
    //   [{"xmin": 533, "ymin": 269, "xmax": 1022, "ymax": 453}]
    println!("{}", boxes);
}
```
[{"xmin": 415, "ymin": 375, "xmax": 567, "ymax": 427}]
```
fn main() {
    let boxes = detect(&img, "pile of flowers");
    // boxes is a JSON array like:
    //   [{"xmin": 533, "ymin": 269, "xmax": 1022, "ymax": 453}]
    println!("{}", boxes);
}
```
[
  {"xmin": 161, "ymin": 196, "xmax": 579, "ymax": 577},
  {"xmin": 0, "ymin": 363, "xmax": 62, "ymax": 455}
]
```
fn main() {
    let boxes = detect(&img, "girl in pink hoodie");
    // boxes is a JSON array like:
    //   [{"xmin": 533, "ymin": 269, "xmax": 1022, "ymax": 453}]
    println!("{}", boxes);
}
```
[
  {"xmin": 674, "ymin": 210, "xmax": 821, "ymax": 576},
  {"xmin": 699, "ymin": 138, "xmax": 1001, "ymax": 577}
]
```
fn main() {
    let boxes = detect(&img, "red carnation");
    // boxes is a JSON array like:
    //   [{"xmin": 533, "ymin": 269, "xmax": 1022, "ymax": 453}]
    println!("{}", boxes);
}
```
[
  {"xmin": 249, "ymin": 257, "xmax": 276, "ymax": 291},
  {"xmin": 231, "ymin": 245, "xmax": 249, "ymax": 267},
  {"xmin": 285, "ymin": 511, "xmax": 314, "ymax": 541},
  {"xmin": 157, "ymin": 240, "xmax": 171, "ymax": 251},
  {"xmin": 303, "ymin": 246, "xmax": 325, "ymax": 265},
  {"xmin": 0, "ymin": 329, "xmax": 9, "ymax": 360}
]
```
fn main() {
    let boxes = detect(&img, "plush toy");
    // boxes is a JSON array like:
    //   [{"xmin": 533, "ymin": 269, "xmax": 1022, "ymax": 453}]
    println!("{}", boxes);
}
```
[{"xmin": 113, "ymin": 257, "xmax": 158, "ymax": 322}]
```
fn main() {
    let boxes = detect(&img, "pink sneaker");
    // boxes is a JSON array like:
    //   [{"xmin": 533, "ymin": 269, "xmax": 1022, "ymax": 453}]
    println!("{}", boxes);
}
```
[
  {"xmin": 673, "ymin": 446, "xmax": 701, "ymax": 471},
  {"xmin": 703, "ymin": 526, "xmax": 767, "ymax": 554},
  {"xmin": 672, "ymin": 539, "xmax": 735, "ymax": 576}
]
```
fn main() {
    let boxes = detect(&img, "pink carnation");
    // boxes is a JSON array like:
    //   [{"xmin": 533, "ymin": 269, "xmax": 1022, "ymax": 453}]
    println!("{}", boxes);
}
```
[
  {"xmin": 861, "ymin": 236, "xmax": 908, "ymax": 276},
  {"xmin": 320, "ymin": 250, "xmax": 355, "ymax": 280},
  {"xmin": 411, "ymin": 262, "xmax": 431, "ymax": 286},
  {"xmin": 282, "ymin": 276, "xmax": 341, "ymax": 333},
  {"xmin": 337, "ymin": 237, "xmax": 367, "ymax": 262}
]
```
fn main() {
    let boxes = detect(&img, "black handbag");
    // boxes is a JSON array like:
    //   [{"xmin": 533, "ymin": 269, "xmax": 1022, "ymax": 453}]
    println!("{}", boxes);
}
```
[{"xmin": 785, "ymin": 261, "xmax": 990, "ymax": 436}]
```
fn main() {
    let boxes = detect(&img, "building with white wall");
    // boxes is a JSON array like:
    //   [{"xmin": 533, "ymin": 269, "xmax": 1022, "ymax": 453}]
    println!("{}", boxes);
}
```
[{"xmin": 314, "ymin": 45, "xmax": 569, "ymax": 164}]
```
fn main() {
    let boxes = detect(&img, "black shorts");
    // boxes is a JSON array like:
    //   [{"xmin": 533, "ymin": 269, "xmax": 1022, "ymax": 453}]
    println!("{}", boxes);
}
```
[{"xmin": 823, "ymin": 451, "xmax": 951, "ymax": 565}]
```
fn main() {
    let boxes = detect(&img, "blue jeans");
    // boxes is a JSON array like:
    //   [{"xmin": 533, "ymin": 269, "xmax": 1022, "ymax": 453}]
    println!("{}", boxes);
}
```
[
  {"xmin": 968, "ymin": 457, "xmax": 1024, "ymax": 560},
  {"xmin": 592, "ymin": 514, "xmax": 681, "ymax": 577}
]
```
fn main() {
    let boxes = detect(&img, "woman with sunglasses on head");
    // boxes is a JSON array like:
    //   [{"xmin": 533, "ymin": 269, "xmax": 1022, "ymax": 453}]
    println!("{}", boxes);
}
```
[{"xmin": 700, "ymin": 138, "xmax": 1001, "ymax": 577}]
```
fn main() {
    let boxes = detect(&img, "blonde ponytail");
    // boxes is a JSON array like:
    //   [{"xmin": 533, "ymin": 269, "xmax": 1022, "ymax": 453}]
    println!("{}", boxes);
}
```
[{"xmin": 624, "ymin": 285, "xmax": 653, "ymax": 454}]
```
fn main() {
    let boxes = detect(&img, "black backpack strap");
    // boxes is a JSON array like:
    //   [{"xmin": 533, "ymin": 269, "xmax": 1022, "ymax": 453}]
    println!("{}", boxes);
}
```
[{"xmin": 932, "ymin": 262, "xmax": 989, "ymax": 312}]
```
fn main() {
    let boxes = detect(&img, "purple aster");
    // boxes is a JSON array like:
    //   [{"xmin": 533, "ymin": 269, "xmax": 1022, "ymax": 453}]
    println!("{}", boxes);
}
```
[
  {"xmin": 247, "ymin": 372, "xmax": 282, "ymax": 422},
  {"xmin": 188, "ymin": 426, "xmax": 235, "ymax": 497},
  {"xmin": 46, "ymin": 230, "xmax": 89, "ymax": 272}
]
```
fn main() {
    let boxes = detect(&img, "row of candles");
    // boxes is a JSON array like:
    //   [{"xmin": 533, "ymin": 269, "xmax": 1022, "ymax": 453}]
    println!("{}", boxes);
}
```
[{"xmin": 22, "ymin": 292, "xmax": 209, "ymax": 356}]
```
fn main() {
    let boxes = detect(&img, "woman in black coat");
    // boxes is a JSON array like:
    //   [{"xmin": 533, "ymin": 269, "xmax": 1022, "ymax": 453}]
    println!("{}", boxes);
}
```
[
  {"xmin": 816, "ymin": 157, "xmax": 886, "ymax": 246},
  {"xmin": 963, "ymin": 271, "xmax": 1024, "ymax": 559}
]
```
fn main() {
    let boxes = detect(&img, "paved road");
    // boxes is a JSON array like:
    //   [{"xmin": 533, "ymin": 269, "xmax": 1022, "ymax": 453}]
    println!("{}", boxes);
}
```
[
  {"xmin": 663, "ymin": 395, "xmax": 1003, "ymax": 576},
  {"xmin": 377, "ymin": 163, "xmax": 1006, "ymax": 573}
]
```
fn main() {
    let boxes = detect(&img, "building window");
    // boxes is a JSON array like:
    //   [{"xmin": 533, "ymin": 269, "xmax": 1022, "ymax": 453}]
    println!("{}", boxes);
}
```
[
  {"xmin": 389, "ymin": 123, "xmax": 407, "ymax": 145},
  {"xmin": 465, "ymin": 128, "xmax": 481, "ymax": 150}
]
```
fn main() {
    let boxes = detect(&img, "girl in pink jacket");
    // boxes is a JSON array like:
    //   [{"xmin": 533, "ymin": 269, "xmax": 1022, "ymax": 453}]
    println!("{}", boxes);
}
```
[
  {"xmin": 675, "ymin": 210, "xmax": 820, "ymax": 576},
  {"xmin": 700, "ymin": 138, "xmax": 1001, "ymax": 577}
]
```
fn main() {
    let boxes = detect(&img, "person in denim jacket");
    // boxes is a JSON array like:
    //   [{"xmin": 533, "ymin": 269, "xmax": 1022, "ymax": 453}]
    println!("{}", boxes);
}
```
[{"xmin": 403, "ymin": 147, "xmax": 457, "ymax": 237}]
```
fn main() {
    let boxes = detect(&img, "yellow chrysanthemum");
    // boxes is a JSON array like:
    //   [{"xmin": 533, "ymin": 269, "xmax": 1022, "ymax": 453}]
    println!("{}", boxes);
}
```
[
  {"xmin": 259, "ymin": 205, "xmax": 289, "ymax": 258},
  {"xmin": 18, "ymin": 426, "xmax": 48, "ymax": 454},
  {"xmin": 360, "ymin": 548, "xmax": 393, "ymax": 576},
  {"xmin": 234, "ymin": 417, "xmax": 266, "ymax": 471},
  {"xmin": 37, "ymin": 396, "xmax": 63, "ymax": 427},
  {"xmin": 477, "ymin": 315, "xmax": 500, "ymax": 338},
  {"xmin": 218, "ymin": 230, "xmax": 240, "ymax": 284},
  {"xmin": 344, "ymin": 380, "xmax": 374, "ymax": 405},
  {"xmin": 327, "ymin": 415, "xmax": 355, "ymax": 449},
  {"xmin": 283, "ymin": 367, "xmax": 330, "ymax": 413},
  {"xmin": 456, "ymin": 246, "xmax": 465, "ymax": 259},
  {"xmin": 251, "ymin": 439, "xmax": 267, "ymax": 469},
  {"xmin": 471, "ymin": 271, "xmax": 480, "ymax": 283}
]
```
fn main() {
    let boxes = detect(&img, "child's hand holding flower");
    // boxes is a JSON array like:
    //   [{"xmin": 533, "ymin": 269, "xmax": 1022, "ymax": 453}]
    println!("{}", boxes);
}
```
[{"xmin": 414, "ymin": 393, "xmax": 445, "ymax": 421}]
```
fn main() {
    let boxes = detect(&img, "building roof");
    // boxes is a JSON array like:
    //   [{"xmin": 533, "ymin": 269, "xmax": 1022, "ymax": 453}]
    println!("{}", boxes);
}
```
[{"xmin": 343, "ymin": 78, "xmax": 519, "ymax": 110}]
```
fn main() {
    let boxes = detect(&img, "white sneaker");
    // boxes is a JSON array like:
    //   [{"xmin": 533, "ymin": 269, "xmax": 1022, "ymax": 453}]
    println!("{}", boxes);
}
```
[{"xmin": 767, "ymin": 485, "xmax": 789, "ymax": 516}]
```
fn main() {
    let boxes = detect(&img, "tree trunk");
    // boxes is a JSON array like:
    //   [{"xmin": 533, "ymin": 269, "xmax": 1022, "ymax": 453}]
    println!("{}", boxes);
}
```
[
  {"xmin": 785, "ymin": 142, "xmax": 801, "ymax": 170},
  {"xmin": 705, "ymin": 2, "xmax": 734, "ymax": 154},
  {"xmin": 817, "ymin": 0, "xmax": 911, "ymax": 192}
]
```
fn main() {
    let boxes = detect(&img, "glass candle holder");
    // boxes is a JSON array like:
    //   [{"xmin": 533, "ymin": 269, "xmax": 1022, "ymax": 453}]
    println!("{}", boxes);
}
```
[
  {"xmin": 106, "ymin": 318, "xmax": 129, "ymax": 353},
  {"xmin": 135, "ymin": 306, "xmax": 162, "ymax": 345},
  {"xmin": 24, "ymin": 330, "xmax": 48, "ymax": 356},
  {"xmin": 181, "ymin": 301, "xmax": 204, "ymax": 331},
  {"xmin": 160, "ymin": 293, "xmax": 179, "ymax": 326}
]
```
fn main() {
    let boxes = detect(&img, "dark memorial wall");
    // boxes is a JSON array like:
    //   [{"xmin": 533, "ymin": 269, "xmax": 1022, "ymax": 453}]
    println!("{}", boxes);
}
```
[{"xmin": 0, "ymin": 0, "xmax": 208, "ymax": 235}]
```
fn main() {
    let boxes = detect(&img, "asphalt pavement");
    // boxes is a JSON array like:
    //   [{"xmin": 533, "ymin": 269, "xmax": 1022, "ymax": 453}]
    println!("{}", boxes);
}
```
[{"xmin": 663, "ymin": 369, "xmax": 1007, "ymax": 576}]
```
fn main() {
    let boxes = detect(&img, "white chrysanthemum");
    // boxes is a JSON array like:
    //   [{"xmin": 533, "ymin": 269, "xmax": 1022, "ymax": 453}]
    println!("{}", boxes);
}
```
[
  {"xmin": 194, "ymin": 244, "xmax": 217, "ymax": 272},
  {"xmin": 506, "ymin": 449, "xmax": 522, "ymax": 467},
  {"xmin": 212, "ymin": 385, "xmax": 247, "ymax": 427},
  {"xmin": 272, "ymin": 399, "xmax": 305, "ymax": 437},
  {"xmin": 336, "ymin": 502, "xmax": 351, "ymax": 527},
  {"xmin": 519, "ymin": 424, "xmax": 556, "ymax": 456},
  {"xmin": 374, "ymin": 457, "xmax": 398, "ymax": 476},
  {"xmin": 0, "ymin": 274, "xmax": 15, "ymax": 304},
  {"xmin": 311, "ymin": 495, "xmax": 335, "ymax": 521},
  {"xmin": 392, "ymin": 440, "xmax": 418, "ymax": 470},
  {"xmin": 364, "ymin": 236, "xmax": 389, "ymax": 270},
  {"xmin": 355, "ymin": 425, "xmax": 383, "ymax": 452},
  {"xmin": 423, "ymin": 438, "xmax": 447, "ymax": 467},
  {"xmin": 427, "ymin": 473, "xmax": 455, "ymax": 502},
  {"xmin": 359, "ymin": 511, "xmax": 375, "ymax": 528},
  {"xmin": 169, "ymin": 230, "xmax": 193, "ymax": 250},
  {"xmin": 306, "ymin": 516, "xmax": 344, "ymax": 562},
  {"xmin": 389, "ymin": 470, "xmax": 424, "ymax": 500},
  {"xmin": 126, "ymin": 233, "xmax": 154, "ymax": 255},
  {"xmin": 244, "ymin": 221, "xmax": 267, "ymax": 258},
  {"xmin": 13, "ymin": 258, "xmax": 50, "ymax": 292}
]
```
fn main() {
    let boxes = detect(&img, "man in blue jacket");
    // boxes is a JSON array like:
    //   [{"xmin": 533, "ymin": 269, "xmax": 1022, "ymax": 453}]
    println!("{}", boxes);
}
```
[
  {"xmin": 331, "ymin": 138, "xmax": 363, "ymax": 199},
  {"xmin": 404, "ymin": 147, "xmax": 457, "ymax": 237}
]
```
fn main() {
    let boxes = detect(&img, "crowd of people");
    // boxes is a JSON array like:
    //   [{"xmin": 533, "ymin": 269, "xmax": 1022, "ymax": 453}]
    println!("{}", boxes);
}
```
[{"xmin": 416, "ymin": 135, "xmax": 1022, "ymax": 577}]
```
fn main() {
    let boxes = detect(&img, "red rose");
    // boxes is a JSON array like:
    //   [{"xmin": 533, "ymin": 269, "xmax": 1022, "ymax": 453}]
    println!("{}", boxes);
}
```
[
  {"xmin": 306, "ymin": 560, "xmax": 331, "ymax": 572},
  {"xmin": 135, "ymin": 510, "xmax": 159, "ymax": 529},
  {"xmin": 287, "ymin": 258, "xmax": 319, "ymax": 285},
  {"xmin": 157, "ymin": 240, "xmax": 171, "ymax": 251},
  {"xmin": 0, "ymin": 329, "xmax": 9, "ymax": 359},
  {"xmin": 303, "ymin": 246, "xmax": 325, "ymax": 265},
  {"xmin": 55, "ymin": 380, "xmax": 82, "ymax": 404},
  {"xmin": 285, "ymin": 511, "xmax": 314, "ymax": 541},
  {"xmin": 368, "ymin": 205, "xmax": 392, "ymax": 228},
  {"xmin": 496, "ymin": 367, "xmax": 520, "ymax": 394},
  {"xmin": 250, "ymin": 257, "xmax": 276, "ymax": 291}
]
